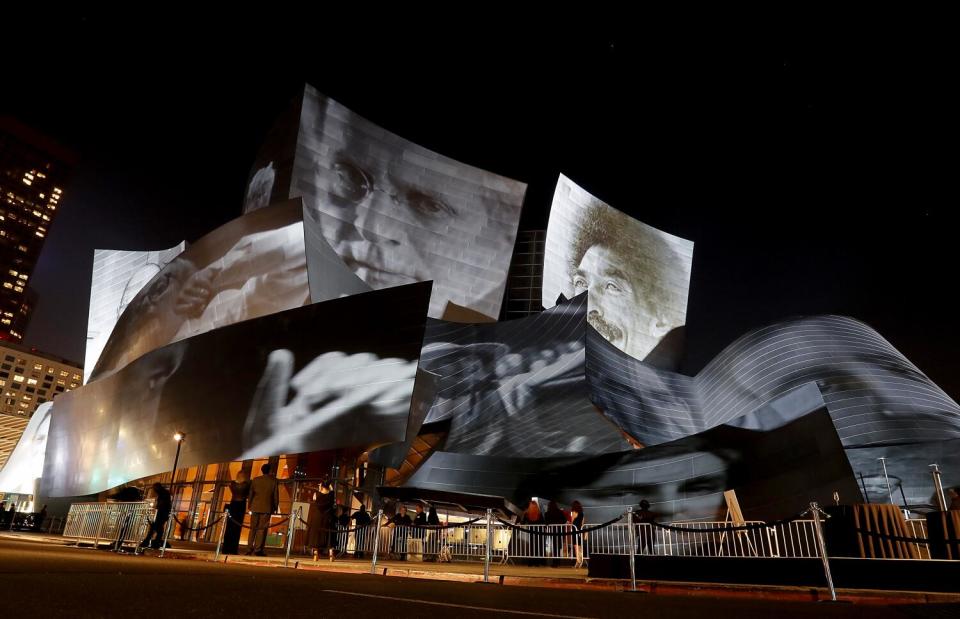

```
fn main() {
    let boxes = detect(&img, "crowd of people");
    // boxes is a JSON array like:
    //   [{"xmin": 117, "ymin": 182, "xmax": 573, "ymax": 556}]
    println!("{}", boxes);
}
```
[{"xmin": 0, "ymin": 502, "xmax": 46, "ymax": 531}]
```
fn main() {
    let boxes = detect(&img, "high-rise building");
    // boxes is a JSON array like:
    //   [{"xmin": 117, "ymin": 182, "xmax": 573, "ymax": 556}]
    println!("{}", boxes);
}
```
[
  {"xmin": 499, "ymin": 229, "xmax": 546, "ymax": 320},
  {"xmin": 0, "ymin": 341, "xmax": 81, "ymax": 468},
  {"xmin": 0, "ymin": 117, "xmax": 77, "ymax": 342}
]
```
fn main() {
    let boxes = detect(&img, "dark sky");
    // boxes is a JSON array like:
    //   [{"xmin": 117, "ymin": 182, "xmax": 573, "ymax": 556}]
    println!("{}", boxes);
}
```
[{"xmin": 4, "ymin": 16, "xmax": 957, "ymax": 398}]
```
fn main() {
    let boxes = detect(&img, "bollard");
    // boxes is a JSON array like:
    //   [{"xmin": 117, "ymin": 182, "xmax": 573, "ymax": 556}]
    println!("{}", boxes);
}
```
[
  {"xmin": 626, "ymin": 507, "xmax": 637, "ymax": 592},
  {"xmin": 370, "ymin": 509, "xmax": 383, "ymax": 574},
  {"xmin": 284, "ymin": 507, "xmax": 299, "ymax": 568},
  {"xmin": 484, "ymin": 508, "xmax": 493, "ymax": 584},
  {"xmin": 214, "ymin": 509, "xmax": 228, "ymax": 563},
  {"xmin": 809, "ymin": 501, "xmax": 838, "ymax": 602},
  {"xmin": 159, "ymin": 516, "xmax": 174, "ymax": 558}
]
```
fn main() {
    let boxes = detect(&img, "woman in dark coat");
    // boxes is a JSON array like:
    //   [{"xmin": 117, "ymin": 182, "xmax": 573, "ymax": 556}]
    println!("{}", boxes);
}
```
[
  {"xmin": 306, "ymin": 483, "xmax": 334, "ymax": 561},
  {"xmin": 570, "ymin": 500, "xmax": 585, "ymax": 568},
  {"xmin": 222, "ymin": 471, "xmax": 250, "ymax": 555}
]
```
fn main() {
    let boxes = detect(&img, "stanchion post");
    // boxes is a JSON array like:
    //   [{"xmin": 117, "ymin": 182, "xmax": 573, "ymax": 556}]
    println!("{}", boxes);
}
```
[
  {"xmin": 809, "ymin": 501, "xmax": 838, "ymax": 602},
  {"xmin": 626, "ymin": 507, "xmax": 637, "ymax": 592},
  {"xmin": 484, "ymin": 508, "xmax": 492, "ymax": 583},
  {"xmin": 159, "ymin": 516, "xmax": 173, "ymax": 558},
  {"xmin": 930, "ymin": 464, "xmax": 947, "ymax": 512},
  {"xmin": 370, "ymin": 509, "xmax": 383, "ymax": 574},
  {"xmin": 284, "ymin": 507, "xmax": 298, "ymax": 568},
  {"xmin": 214, "ymin": 508, "xmax": 228, "ymax": 563}
]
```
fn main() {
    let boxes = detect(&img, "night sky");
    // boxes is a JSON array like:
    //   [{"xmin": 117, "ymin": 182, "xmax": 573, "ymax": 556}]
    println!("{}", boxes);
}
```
[{"xmin": 4, "ymin": 16, "xmax": 957, "ymax": 399}]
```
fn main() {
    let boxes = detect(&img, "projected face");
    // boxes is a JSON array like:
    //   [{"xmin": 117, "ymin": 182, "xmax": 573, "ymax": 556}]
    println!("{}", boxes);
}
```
[
  {"xmin": 311, "ymin": 149, "xmax": 491, "ymax": 292},
  {"xmin": 627, "ymin": 451, "xmax": 731, "ymax": 521},
  {"xmin": 297, "ymin": 94, "xmax": 524, "ymax": 319},
  {"xmin": 574, "ymin": 244, "xmax": 670, "ymax": 360}
]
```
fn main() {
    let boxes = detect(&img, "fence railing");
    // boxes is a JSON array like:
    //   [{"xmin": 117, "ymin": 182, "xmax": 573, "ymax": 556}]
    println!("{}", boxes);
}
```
[{"xmin": 63, "ymin": 502, "xmax": 156, "ymax": 549}]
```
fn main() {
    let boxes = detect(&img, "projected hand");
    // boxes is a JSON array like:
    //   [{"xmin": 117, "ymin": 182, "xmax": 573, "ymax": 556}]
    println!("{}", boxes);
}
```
[
  {"xmin": 175, "ymin": 266, "xmax": 221, "ymax": 317},
  {"xmin": 241, "ymin": 349, "xmax": 418, "ymax": 458}
]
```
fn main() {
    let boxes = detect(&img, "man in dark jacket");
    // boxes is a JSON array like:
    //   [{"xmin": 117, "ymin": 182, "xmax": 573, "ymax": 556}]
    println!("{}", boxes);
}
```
[
  {"xmin": 351, "ymin": 504, "xmax": 372, "ymax": 558},
  {"xmin": 140, "ymin": 483, "xmax": 172, "ymax": 550},
  {"xmin": 246, "ymin": 463, "xmax": 279, "ymax": 556}
]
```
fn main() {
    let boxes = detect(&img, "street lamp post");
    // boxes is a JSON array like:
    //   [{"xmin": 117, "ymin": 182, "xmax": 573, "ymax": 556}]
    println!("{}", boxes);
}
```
[
  {"xmin": 171, "ymin": 432, "xmax": 185, "ymax": 490},
  {"xmin": 160, "ymin": 432, "xmax": 185, "ymax": 556}
]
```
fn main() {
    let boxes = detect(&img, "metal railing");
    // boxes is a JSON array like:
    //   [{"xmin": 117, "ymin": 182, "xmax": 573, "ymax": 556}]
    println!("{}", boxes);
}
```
[
  {"xmin": 904, "ymin": 518, "xmax": 931, "ymax": 560},
  {"xmin": 63, "ymin": 501, "xmax": 156, "ymax": 549}
]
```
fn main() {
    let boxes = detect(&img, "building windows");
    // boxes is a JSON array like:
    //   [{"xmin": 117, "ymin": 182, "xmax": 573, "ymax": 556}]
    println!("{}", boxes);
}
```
[
  {"xmin": 54, "ymin": 385, "xmax": 64, "ymax": 392},
  {"xmin": 1, "ymin": 364, "xmax": 9, "ymax": 371},
  {"xmin": 3, "ymin": 356, "xmax": 12, "ymax": 362},
  {"xmin": 41, "ymin": 382, "xmax": 50, "ymax": 389},
  {"xmin": 72, "ymin": 373, "xmax": 81, "ymax": 381},
  {"xmin": 69, "ymin": 382, "xmax": 78, "ymax": 388},
  {"xmin": 59, "ymin": 370, "xmax": 68, "ymax": 377},
  {"xmin": 32, "ymin": 363, "xmax": 42, "ymax": 371},
  {"xmin": 25, "ymin": 387, "xmax": 34, "ymax": 394},
  {"xmin": 26, "ymin": 377, "xmax": 37, "ymax": 385},
  {"xmin": 13, "ymin": 375, "xmax": 24, "ymax": 382}
]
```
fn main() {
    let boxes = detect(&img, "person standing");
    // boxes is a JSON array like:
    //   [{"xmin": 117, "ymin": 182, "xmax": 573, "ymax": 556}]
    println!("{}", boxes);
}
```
[
  {"xmin": 633, "ymin": 499, "xmax": 657, "ymax": 554},
  {"xmin": 306, "ymin": 482, "xmax": 334, "ymax": 561},
  {"xmin": 140, "ymin": 483, "xmax": 172, "ymax": 550},
  {"xmin": 246, "ymin": 463, "xmax": 279, "ymax": 556},
  {"xmin": 570, "ymin": 501, "xmax": 586, "ymax": 569},
  {"xmin": 221, "ymin": 471, "xmax": 250, "ymax": 555},
  {"xmin": 351, "ymin": 504, "xmax": 372, "ymax": 558}
]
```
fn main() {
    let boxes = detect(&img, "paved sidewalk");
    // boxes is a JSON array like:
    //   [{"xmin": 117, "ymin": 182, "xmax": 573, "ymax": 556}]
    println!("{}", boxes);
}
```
[{"xmin": 6, "ymin": 531, "xmax": 960, "ymax": 606}]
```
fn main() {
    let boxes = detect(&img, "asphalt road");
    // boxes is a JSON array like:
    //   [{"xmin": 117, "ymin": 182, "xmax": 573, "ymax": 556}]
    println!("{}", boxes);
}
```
[{"xmin": 0, "ymin": 536, "xmax": 954, "ymax": 618}]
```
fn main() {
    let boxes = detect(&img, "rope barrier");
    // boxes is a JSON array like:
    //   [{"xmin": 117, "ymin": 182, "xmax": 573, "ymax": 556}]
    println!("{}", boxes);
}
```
[
  {"xmin": 226, "ymin": 513, "xmax": 292, "ymax": 531},
  {"xmin": 171, "ymin": 514, "xmax": 225, "ymax": 533},
  {"xmin": 649, "ymin": 512, "xmax": 809, "ymax": 534},
  {"xmin": 495, "ymin": 513, "xmax": 624, "ymax": 537},
  {"xmin": 296, "ymin": 516, "xmax": 484, "ymax": 533}
]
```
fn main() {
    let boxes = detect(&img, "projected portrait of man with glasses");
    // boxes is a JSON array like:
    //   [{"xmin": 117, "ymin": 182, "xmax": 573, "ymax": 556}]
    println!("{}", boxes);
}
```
[{"xmin": 292, "ymin": 86, "xmax": 526, "ymax": 320}]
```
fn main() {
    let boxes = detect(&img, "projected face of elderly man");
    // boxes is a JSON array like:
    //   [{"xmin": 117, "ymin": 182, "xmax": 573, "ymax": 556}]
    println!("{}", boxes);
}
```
[
  {"xmin": 571, "ymin": 205, "xmax": 677, "ymax": 360},
  {"xmin": 302, "ymin": 99, "xmax": 520, "ymax": 317}
]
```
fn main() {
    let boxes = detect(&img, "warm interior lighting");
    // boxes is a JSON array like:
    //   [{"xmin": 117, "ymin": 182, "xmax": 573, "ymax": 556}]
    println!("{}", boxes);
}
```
[{"xmin": 173, "ymin": 432, "xmax": 185, "ymax": 442}]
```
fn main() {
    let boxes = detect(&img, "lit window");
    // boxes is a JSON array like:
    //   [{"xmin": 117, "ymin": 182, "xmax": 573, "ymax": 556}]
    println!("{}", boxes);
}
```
[
  {"xmin": 46, "ymin": 367, "xmax": 54, "ymax": 374},
  {"xmin": 18, "ymin": 274, "xmax": 28, "ymax": 281},
  {"xmin": 32, "ymin": 363, "xmax": 42, "ymax": 371},
  {"xmin": 56, "ymin": 379, "xmax": 65, "ymax": 386},
  {"xmin": 39, "ymin": 193, "xmax": 44, "ymax": 199},
  {"xmin": 53, "ymin": 188, "xmax": 62, "ymax": 194},
  {"xmin": 22, "ymin": 178, "xmax": 32, "ymax": 186},
  {"xmin": 13, "ymin": 375, "xmax": 24, "ymax": 382},
  {"xmin": 7, "ymin": 270, "xmax": 16, "ymax": 277},
  {"xmin": 14, "ymin": 286, "xmax": 23, "ymax": 292},
  {"xmin": 35, "ymin": 231, "xmax": 44, "ymax": 238},
  {"xmin": 72, "ymin": 373, "xmax": 81, "ymax": 381},
  {"xmin": 2, "ymin": 283, "xmax": 12, "ymax": 289},
  {"xmin": 26, "ymin": 378, "xmax": 37, "ymax": 385},
  {"xmin": 69, "ymin": 382, "xmax": 78, "ymax": 388},
  {"xmin": 59, "ymin": 370, "xmax": 68, "ymax": 377},
  {"xmin": 21, "ymin": 395, "xmax": 31, "ymax": 401},
  {"xmin": 0, "ymin": 380, "xmax": 5, "ymax": 387}
]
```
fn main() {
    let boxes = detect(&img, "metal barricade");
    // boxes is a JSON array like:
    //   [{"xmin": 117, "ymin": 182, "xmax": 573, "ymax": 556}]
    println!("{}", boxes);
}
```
[
  {"xmin": 905, "ymin": 518, "xmax": 931, "ymax": 560},
  {"xmin": 63, "ymin": 502, "xmax": 156, "ymax": 549}
]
